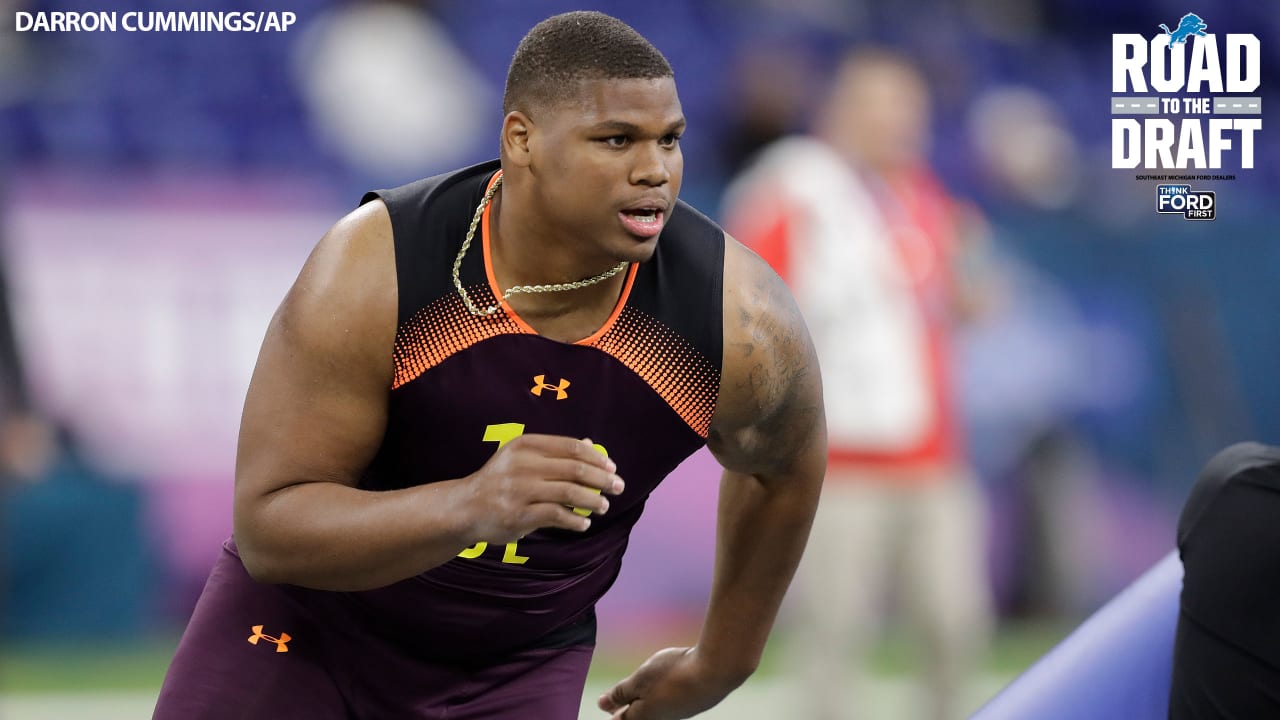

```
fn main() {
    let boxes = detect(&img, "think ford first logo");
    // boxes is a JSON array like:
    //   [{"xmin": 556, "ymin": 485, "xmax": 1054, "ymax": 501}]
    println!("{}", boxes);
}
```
[
  {"xmin": 1157, "ymin": 184, "xmax": 1215, "ymax": 220},
  {"xmin": 1112, "ymin": 12, "xmax": 1262, "ymax": 221}
]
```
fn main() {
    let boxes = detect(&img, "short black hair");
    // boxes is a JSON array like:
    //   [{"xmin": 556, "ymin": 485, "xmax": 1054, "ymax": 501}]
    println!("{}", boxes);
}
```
[{"xmin": 503, "ymin": 11, "xmax": 673, "ymax": 115}]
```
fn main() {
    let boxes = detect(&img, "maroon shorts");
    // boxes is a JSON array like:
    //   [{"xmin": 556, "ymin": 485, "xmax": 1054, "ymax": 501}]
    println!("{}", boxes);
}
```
[{"xmin": 153, "ymin": 546, "xmax": 594, "ymax": 720}]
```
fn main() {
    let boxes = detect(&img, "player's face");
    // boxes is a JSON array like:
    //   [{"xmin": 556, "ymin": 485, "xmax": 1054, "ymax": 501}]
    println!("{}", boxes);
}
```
[{"xmin": 529, "ymin": 76, "xmax": 685, "ymax": 263}]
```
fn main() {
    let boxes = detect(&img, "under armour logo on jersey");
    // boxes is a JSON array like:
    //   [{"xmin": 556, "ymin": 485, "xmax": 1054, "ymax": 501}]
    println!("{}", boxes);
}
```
[
  {"xmin": 531, "ymin": 374, "xmax": 571, "ymax": 400},
  {"xmin": 247, "ymin": 625, "xmax": 291, "ymax": 653}
]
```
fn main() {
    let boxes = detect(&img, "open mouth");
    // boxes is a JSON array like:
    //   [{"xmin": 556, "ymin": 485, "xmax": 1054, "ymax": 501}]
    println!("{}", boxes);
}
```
[{"xmin": 619, "ymin": 208, "xmax": 665, "ymax": 238}]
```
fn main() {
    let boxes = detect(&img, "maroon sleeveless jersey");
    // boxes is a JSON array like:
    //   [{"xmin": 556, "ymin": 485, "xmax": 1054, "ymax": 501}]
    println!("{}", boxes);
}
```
[{"xmin": 343, "ymin": 160, "xmax": 724, "ymax": 661}]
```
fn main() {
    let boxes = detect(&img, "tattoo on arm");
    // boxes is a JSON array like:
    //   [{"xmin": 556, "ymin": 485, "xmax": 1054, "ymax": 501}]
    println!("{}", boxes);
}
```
[{"xmin": 714, "ymin": 259, "xmax": 824, "ymax": 477}]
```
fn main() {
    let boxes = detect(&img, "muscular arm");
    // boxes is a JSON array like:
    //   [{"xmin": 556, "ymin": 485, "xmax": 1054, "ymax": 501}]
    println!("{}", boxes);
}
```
[
  {"xmin": 697, "ymin": 234, "xmax": 826, "ymax": 682},
  {"xmin": 599, "ymin": 235, "xmax": 825, "ymax": 719},
  {"xmin": 234, "ymin": 201, "xmax": 618, "ymax": 591},
  {"xmin": 233, "ymin": 201, "xmax": 471, "ymax": 590}
]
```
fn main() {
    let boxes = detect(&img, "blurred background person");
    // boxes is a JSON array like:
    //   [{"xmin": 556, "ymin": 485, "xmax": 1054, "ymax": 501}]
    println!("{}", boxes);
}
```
[
  {"xmin": 958, "ymin": 85, "xmax": 1107, "ymax": 620},
  {"xmin": 723, "ymin": 48, "xmax": 995, "ymax": 720},
  {"xmin": 291, "ymin": 0, "xmax": 494, "ymax": 192},
  {"xmin": 0, "ymin": 200, "xmax": 155, "ymax": 648}
]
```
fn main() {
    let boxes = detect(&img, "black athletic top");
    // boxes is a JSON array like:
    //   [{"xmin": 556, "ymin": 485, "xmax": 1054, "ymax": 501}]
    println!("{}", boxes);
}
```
[
  {"xmin": 346, "ymin": 160, "xmax": 725, "ymax": 660},
  {"xmin": 1169, "ymin": 441, "xmax": 1280, "ymax": 718}
]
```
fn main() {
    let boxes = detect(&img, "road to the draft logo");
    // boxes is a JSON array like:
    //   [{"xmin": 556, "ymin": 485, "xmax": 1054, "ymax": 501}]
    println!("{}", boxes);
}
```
[
  {"xmin": 1156, "ymin": 184, "xmax": 1216, "ymax": 220},
  {"xmin": 1111, "ymin": 13, "xmax": 1262, "ymax": 171}
]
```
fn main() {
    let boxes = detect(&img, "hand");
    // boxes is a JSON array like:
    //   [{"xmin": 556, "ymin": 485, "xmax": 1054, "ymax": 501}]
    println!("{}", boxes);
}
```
[
  {"xmin": 597, "ymin": 647, "xmax": 743, "ymax": 720},
  {"xmin": 459, "ymin": 435, "xmax": 625, "ymax": 543}
]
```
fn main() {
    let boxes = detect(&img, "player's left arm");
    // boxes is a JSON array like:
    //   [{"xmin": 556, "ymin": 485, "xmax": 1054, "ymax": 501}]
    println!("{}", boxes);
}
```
[{"xmin": 598, "ymin": 234, "xmax": 826, "ymax": 719}]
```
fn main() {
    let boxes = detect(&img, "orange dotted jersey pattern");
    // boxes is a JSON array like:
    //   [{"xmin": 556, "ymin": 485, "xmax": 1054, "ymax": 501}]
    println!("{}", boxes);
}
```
[
  {"xmin": 584, "ymin": 306, "xmax": 718, "ymax": 439},
  {"xmin": 391, "ymin": 283, "xmax": 521, "ymax": 390},
  {"xmin": 391, "ymin": 291, "xmax": 718, "ymax": 438}
]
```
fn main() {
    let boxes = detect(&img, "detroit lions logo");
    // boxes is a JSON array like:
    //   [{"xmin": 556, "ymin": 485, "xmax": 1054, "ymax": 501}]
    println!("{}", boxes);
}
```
[{"xmin": 1159, "ymin": 13, "xmax": 1208, "ymax": 48}]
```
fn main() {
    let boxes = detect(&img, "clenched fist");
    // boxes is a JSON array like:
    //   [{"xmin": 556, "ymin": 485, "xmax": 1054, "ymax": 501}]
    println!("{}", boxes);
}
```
[{"xmin": 458, "ymin": 434, "xmax": 626, "ymax": 544}]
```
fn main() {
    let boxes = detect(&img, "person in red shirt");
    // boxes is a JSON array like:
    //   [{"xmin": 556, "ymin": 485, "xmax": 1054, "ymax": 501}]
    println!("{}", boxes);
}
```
[{"xmin": 725, "ymin": 48, "xmax": 993, "ymax": 720}]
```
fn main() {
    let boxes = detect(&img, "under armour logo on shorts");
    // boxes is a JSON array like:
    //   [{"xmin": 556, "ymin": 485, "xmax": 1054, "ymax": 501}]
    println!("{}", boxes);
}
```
[{"xmin": 247, "ymin": 624, "xmax": 291, "ymax": 653}]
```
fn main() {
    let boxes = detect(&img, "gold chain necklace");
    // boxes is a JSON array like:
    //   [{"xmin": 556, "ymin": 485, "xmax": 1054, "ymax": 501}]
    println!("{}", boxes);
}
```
[{"xmin": 452, "ymin": 174, "xmax": 629, "ymax": 317}]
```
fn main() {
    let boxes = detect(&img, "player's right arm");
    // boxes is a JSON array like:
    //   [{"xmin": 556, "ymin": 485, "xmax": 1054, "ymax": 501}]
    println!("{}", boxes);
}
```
[{"xmin": 233, "ymin": 200, "xmax": 620, "ymax": 592}]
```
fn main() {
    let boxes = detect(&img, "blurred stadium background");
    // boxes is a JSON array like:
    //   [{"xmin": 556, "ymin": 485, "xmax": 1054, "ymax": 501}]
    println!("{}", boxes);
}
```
[{"xmin": 1, "ymin": 0, "xmax": 1276, "ymax": 717}]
